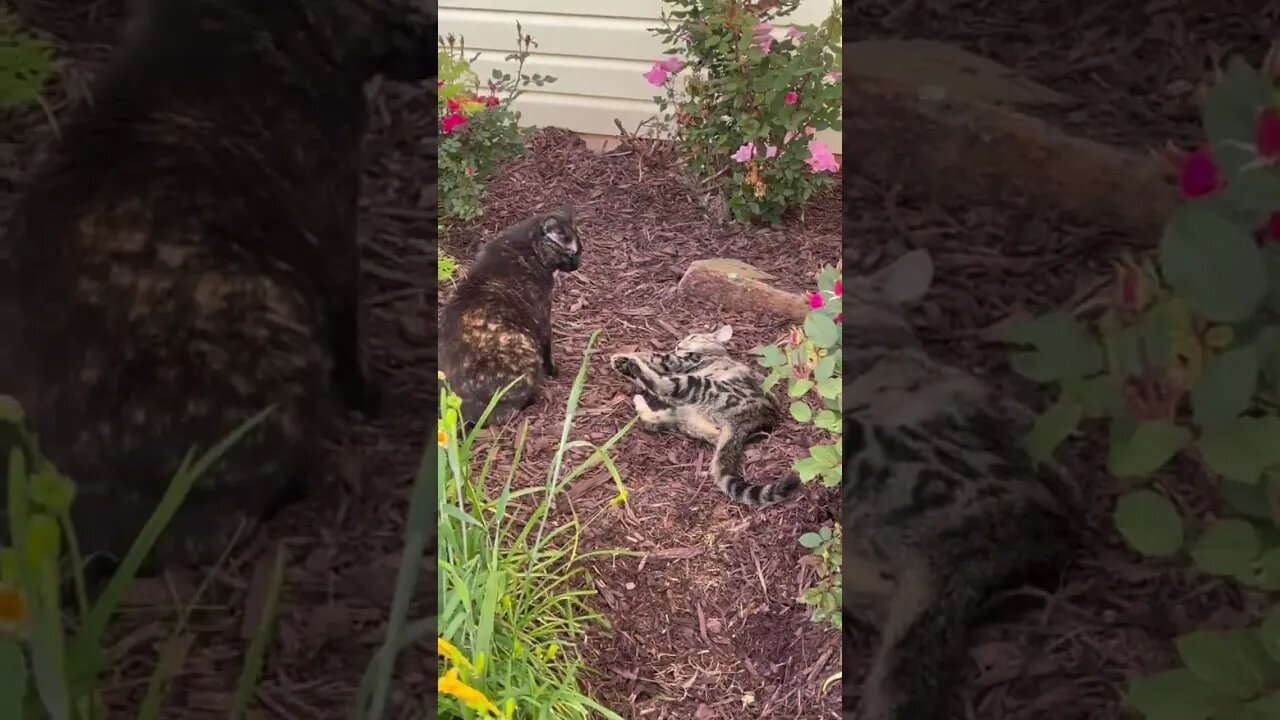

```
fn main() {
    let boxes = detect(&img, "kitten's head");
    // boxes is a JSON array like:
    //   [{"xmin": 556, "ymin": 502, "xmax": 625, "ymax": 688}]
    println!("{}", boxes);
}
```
[
  {"xmin": 843, "ymin": 249, "xmax": 934, "ymax": 342},
  {"xmin": 676, "ymin": 325, "xmax": 734, "ymax": 355},
  {"xmin": 530, "ymin": 204, "xmax": 583, "ymax": 272}
]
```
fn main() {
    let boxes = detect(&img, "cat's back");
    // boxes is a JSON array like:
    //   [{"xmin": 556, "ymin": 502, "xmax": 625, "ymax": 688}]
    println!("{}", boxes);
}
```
[
  {"xmin": 844, "ymin": 350, "xmax": 1077, "ymax": 533},
  {"xmin": 0, "ymin": 0, "xmax": 362, "ymax": 529}
]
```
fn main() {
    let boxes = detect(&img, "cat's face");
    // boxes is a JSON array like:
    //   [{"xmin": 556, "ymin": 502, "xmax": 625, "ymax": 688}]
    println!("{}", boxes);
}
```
[
  {"xmin": 531, "ymin": 204, "xmax": 583, "ymax": 272},
  {"xmin": 675, "ymin": 324, "xmax": 733, "ymax": 355}
]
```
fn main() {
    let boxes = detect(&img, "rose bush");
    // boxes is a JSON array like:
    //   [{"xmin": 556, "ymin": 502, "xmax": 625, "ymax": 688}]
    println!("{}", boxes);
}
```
[
  {"xmin": 644, "ymin": 0, "xmax": 841, "ymax": 225},
  {"xmin": 755, "ymin": 263, "xmax": 841, "ymax": 627},
  {"xmin": 438, "ymin": 26, "xmax": 557, "ymax": 280},
  {"xmin": 1005, "ymin": 55, "xmax": 1280, "ymax": 719}
]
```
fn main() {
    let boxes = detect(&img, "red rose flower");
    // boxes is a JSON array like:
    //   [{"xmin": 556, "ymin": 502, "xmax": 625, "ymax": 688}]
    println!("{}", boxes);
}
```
[{"xmin": 1178, "ymin": 146, "xmax": 1222, "ymax": 199}]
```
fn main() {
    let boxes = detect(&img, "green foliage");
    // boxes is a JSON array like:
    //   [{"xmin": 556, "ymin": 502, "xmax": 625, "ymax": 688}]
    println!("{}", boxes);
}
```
[
  {"xmin": 438, "ymin": 25, "xmax": 556, "ymax": 224},
  {"xmin": 0, "ymin": 9, "xmax": 55, "ymax": 109},
  {"xmin": 436, "ymin": 332, "xmax": 632, "ymax": 720},
  {"xmin": 1005, "ymin": 55, "xmax": 1280, "ymax": 719},
  {"xmin": 797, "ymin": 524, "xmax": 841, "ymax": 628},
  {"xmin": 438, "ymin": 247, "xmax": 459, "ymax": 284},
  {"xmin": 755, "ymin": 263, "xmax": 841, "ymax": 628},
  {"xmin": 0, "ymin": 397, "xmax": 280, "ymax": 719},
  {"xmin": 647, "ymin": 0, "xmax": 842, "ymax": 225}
]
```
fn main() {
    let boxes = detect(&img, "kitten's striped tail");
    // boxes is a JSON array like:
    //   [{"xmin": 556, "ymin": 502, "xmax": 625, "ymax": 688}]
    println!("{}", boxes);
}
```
[{"xmin": 712, "ymin": 428, "xmax": 800, "ymax": 507}]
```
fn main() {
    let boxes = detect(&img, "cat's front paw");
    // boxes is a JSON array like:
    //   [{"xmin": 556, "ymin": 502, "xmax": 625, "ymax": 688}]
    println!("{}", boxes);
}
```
[{"xmin": 610, "ymin": 354, "xmax": 639, "ymax": 378}]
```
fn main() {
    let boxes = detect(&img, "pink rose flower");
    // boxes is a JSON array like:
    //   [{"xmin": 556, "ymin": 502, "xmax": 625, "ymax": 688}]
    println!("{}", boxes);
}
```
[
  {"xmin": 643, "ymin": 63, "xmax": 669, "ymax": 86},
  {"xmin": 805, "ymin": 140, "xmax": 839, "ymax": 173},
  {"xmin": 784, "ymin": 91, "xmax": 798, "ymax": 105},
  {"xmin": 731, "ymin": 143, "xmax": 755, "ymax": 162}
]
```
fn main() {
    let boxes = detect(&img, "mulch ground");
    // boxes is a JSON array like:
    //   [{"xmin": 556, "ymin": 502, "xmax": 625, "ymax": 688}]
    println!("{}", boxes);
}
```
[
  {"xmin": 439, "ymin": 129, "xmax": 842, "ymax": 720},
  {"xmin": 845, "ymin": 2, "xmax": 1278, "ymax": 719}
]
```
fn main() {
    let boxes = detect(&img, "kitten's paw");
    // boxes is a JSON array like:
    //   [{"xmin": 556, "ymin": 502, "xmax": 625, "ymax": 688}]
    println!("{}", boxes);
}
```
[
  {"xmin": 545, "ymin": 361, "xmax": 560, "ymax": 378},
  {"xmin": 632, "ymin": 393, "xmax": 652, "ymax": 416},
  {"xmin": 610, "ymin": 354, "xmax": 638, "ymax": 377}
]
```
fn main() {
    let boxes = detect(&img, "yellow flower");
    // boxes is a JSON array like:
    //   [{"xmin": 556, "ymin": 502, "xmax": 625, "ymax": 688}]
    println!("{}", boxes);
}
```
[
  {"xmin": 438, "ymin": 429, "xmax": 448, "ymax": 448},
  {"xmin": 438, "ymin": 668, "xmax": 500, "ymax": 716},
  {"xmin": 437, "ymin": 637, "xmax": 472, "ymax": 671},
  {"xmin": 0, "ymin": 582, "xmax": 28, "ymax": 634}
]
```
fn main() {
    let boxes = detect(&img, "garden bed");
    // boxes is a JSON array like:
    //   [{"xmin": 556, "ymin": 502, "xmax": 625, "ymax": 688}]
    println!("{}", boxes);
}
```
[
  {"xmin": 439, "ymin": 128, "xmax": 842, "ymax": 719},
  {"xmin": 844, "ymin": 2, "xmax": 1273, "ymax": 719}
]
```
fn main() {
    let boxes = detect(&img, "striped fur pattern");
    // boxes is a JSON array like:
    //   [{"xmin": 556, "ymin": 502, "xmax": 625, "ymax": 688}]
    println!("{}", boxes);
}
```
[
  {"xmin": 610, "ymin": 325, "xmax": 801, "ymax": 507},
  {"xmin": 842, "ymin": 250, "xmax": 1081, "ymax": 720}
]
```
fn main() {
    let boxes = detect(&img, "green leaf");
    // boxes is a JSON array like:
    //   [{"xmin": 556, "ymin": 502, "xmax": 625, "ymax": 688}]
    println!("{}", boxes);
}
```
[
  {"xmin": 1203, "ymin": 56, "xmax": 1272, "ymax": 174},
  {"xmin": 1222, "ymin": 478, "xmax": 1275, "ymax": 522},
  {"xmin": 813, "ymin": 410, "xmax": 839, "ymax": 432},
  {"xmin": 1177, "ymin": 630, "xmax": 1266, "ymax": 700},
  {"xmin": 1259, "ymin": 606, "xmax": 1280, "ymax": 664},
  {"xmin": 1190, "ymin": 519, "xmax": 1261, "ymax": 577},
  {"xmin": 1211, "ymin": 166, "xmax": 1280, "ymax": 231},
  {"xmin": 1191, "ymin": 346, "xmax": 1259, "ymax": 428},
  {"xmin": 1114, "ymin": 489, "xmax": 1184, "ymax": 557},
  {"xmin": 1005, "ymin": 311, "xmax": 1104, "ymax": 381},
  {"xmin": 814, "ymin": 353, "xmax": 838, "ymax": 381},
  {"xmin": 1022, "ymin": 398, "xmax": 1083, "ymax": 464},
  {"xmin": 790, "ymin": 401, "xmax": 813, "ymax": 423},
  {"xmin": 1061, "ymin": 375, "xmax": 1123, "ymax": 418},
  {"xmin": 799, "ymin": 532, "xmax": 822, "ymax": 548},
  {"xmin": 1126, "ymin": 668, "xmax": 1230, "ymax": 720},
  {"xmin": 804, "ymin": 312, "xmax": 839, "ymax": 347},
  {"xmin": 793, "ymin": 456, "xmax": 823, "ymax": 482},
  {"xmin": 1107, "ymin": 420, "xmax": 1192, "ymax": 478},
  {"xmin": 1256, "ymin": 547, "xmax": 1280, "ymax": 590},
  {"xmin": 815, "ymin": 377, "xmax": 840, "ymax": 399},
  {"xmin": 756, "ymin": 345, "xmax": 786, "ymax": 367},
  {"xmin": 810, "ymin": 443, "xmax": 839, "ymax": 467},
  {"xmin": 1197, "ymin": 417, "xmax": 1280, "ymax": 485},
  {"xmin": 788, "ymin": 379, "xmax": 815, "ymax": 398},
  {"xmin": 1159, "ymin": 203, "xmax": 1267, "ymax": 323},
  {"xmin": 1239, "ymin": 691, "xmax": 1280, "ymax": 720},
  {"xmin": 0, "ymin": 634, "xmax": 25, "ymax": 718}
]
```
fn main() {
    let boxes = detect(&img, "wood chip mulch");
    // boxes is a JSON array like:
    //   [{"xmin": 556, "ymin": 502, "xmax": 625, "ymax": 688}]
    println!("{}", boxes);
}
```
[{"xmin": 439, "ymin": 128, "xmax": 842, "ymax": 720}]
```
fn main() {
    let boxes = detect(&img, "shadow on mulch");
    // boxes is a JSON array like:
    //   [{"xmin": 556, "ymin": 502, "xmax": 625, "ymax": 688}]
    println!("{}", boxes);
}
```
[
  {"xmin": 844, "ymin": 3, "xmax": 1272, "ymax": 719},
  {"xmin": 4, "ymin": 3, "xmax": 437, "ymax": 718},
  {"xmin": 439, "ymin": 129, "xmax": 842, "ymax": 720}
]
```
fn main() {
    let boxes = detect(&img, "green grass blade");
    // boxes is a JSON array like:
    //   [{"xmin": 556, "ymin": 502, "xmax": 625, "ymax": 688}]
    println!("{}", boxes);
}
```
[
  {"xmin": 72, "ymin": 405, "xmax": 274, "ymax": 673},
  {"xmin": 0, "ymin": 634, "xmax": 26, "ymax": 718},
  {"xmin": 363, "ymin": 436, "xmax": 434, "ymax": 720},
  {"xmin": 226, "ymin": 545, "xmax": 286, "ymax": 720}
]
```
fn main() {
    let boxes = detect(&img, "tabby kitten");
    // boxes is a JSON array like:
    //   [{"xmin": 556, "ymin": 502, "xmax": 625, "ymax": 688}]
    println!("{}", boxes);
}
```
[
  {"xmin": 609, "ymin": 325, "xmax": 801, "ymax": 507},
  {"xmin": 841, "ymin": 249, "xmax": 1080, "ymax": 720}
]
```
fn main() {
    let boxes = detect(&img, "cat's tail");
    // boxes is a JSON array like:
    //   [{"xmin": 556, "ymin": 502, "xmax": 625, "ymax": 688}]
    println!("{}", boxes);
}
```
[
  {"xmin": 712, "ymin": 427, "xmax": 800, "ymax": 507},
  {"xmin": 855, "ymin": 506, "xmax": 1077, "ymax": 719}
]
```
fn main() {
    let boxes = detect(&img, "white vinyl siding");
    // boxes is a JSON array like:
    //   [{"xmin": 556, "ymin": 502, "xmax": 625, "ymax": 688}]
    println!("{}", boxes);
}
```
[{"xmin": 439, "ymin": 0, "xmax": 841, "ymax": 154}]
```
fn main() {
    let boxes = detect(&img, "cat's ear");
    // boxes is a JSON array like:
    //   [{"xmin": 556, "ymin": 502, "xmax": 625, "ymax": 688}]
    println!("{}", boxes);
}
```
[
  {"xmin": 536, "ymin": 215, "xmax": 574, "ymax": 250},
  {"xmin": 557, "ymin": 202, "xmax": 576, "ymax": 220},
  {"xmin": 873, "ymin": 249, "xmax": 934, "ymax": 305},
  {"xmin": 712, "ymin": 325, "xmax": 733, "ymax": 343}
]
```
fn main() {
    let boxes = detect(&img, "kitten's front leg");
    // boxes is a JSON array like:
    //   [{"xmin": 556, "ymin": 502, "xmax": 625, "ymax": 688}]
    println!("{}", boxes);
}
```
[{"xmin": 610, "ymin": 354, "xmax": 674, "ymax": 397}]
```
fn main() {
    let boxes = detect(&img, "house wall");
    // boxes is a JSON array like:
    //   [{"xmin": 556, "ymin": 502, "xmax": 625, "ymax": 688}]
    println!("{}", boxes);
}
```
[{"xmin": 438, "ymin": 0, "xmax": 842, "ymax": 157}]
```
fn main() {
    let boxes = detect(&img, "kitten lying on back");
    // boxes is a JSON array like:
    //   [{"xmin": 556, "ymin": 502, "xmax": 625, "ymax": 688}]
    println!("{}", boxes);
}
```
[
  {"xmin": 438, "ymin": 204, "xmax": 582, "ymax": 424},
  {"xmin": 840, "ymin": 249, "xmax": 1081, "ymax": 720},
  {"xmin": 610, "ymin": 325, "xmax": 801, "ymax": 507}
]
